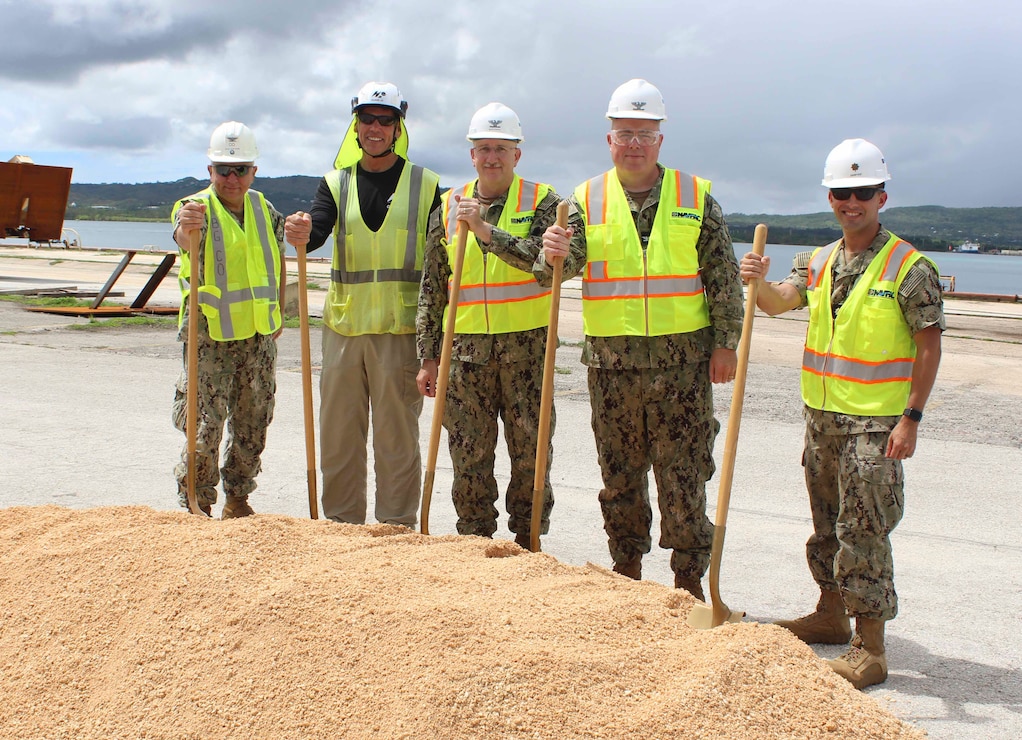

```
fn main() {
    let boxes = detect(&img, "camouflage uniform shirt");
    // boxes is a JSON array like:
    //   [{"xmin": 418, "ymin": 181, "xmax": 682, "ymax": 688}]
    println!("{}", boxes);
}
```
[
  {"xmin": 569, "ymin": 168, "xmax": 744, "ymax": 367},
  {"xmin": 780, "ymin": 226, "xmax": 945, "ymax": 434},
  {"xmin": 173, "ymin": 192, "xmax": 286, "ymax": 341},
  {"xmin": 416, "ymin": 187, "xmax": 586, "ymax": 362}
]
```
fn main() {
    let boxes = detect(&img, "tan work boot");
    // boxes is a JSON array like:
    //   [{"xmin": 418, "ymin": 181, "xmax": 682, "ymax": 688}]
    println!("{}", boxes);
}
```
[
  {"xmin": 775, "ymin": 589, "xmax": 852, "ymax": 644},
  {"xmin": 674, "ymin": 574, "xmax": 705, "ymax": 601},
  {"xmin": 221, "ymin": 497, "xmax": 255, "ymax": 520},
  {"xmin": 828, "ymin": 617, "xmax": 888, "ymax": 689},
  {"xmin": 612, "ymin": 557, "xmax": 642, "ymax": 580}
]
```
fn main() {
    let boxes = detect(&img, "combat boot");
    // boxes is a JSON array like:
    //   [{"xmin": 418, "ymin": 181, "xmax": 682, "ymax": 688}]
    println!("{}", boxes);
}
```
[
  {"xmin": 612, "ymin": 556, "xmax": 642, "ymax": 580},
  {"xmin": 674, "ymin": 574, "xmax": 705, "ymax": 601},
  {"xmin": 775, "ymin": 589, "xmax": 852, "ymax": 645},
  {"xmin": 514, "ymin": 532, "xmax": 532, "ymax": 549},
  {"xmin": 221, "ymin": 496, "xmax": 255, "ymax": 520},
  {"xmin": 828, "ymin": 617, "xmax": 888, "ymax": 690}
]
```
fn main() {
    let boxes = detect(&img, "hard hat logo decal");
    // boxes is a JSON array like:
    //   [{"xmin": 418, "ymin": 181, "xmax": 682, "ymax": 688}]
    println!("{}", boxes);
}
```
[
  {"xmin": 851, "ymin": 163, "xmax": 860, "ymax": 172},
  {"xmin": 488, "ymin": 119, "xmax": 502, "ymax": 129},
  {"xmin": 372, "ymin": 90, "xmax": 386, "ymax": 100},
  {"xmin": 631, "ymin": 101, "xmax": 647, "ymax": 111}
]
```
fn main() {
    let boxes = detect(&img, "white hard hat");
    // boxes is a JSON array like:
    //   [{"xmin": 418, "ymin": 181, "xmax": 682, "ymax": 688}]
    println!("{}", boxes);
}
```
[
  {"xmin": 351, "ymin": 81, "xmax": 408, "ymax": 117},
  {"xmin": 606, "ymin": 78, "xmax": 667, "ymax": 121},
  {"xmin": 822, "ymin": 138, "xmax": 891, "ymax": 188},
  {"xmin": 467, "ymin": 102, "xmax": 523, "ymax": 142},
  {"xmin": 207, "ymin": 121, "xmax": 258, "ymax": 163}
]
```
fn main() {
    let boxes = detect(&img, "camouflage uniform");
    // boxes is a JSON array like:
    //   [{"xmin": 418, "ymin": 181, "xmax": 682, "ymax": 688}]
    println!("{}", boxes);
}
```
[
  {"xmin": 171, "ymin": 198, "xmax": 286, "ymax": 510},
  {"xmin": 417, "ymin": 188, "xmax": 586, "ymax": 538},
  {"xmin": 566, "ymin": 167, "xmax": 744, "ymax": 579},
  {"xmin": 782, "ymin": 227, "xmax": 945, "ymax": 619}
]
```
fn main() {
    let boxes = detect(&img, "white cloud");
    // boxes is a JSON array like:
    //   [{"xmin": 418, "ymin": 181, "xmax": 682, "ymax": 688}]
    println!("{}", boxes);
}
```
[{"xmin": 1, "ymin": 0, "xmax": 1018, "ymax": 211}]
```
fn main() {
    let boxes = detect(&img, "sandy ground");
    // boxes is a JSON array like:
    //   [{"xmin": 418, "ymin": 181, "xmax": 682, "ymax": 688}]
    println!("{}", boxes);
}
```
[{"xmin": 1, "ymin": 246, "xmax": 1021, "ymax": 738}]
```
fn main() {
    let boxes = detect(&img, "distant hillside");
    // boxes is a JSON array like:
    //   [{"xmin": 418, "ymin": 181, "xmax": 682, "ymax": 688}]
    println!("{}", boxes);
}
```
[
  {"xmin": 65, "ymin": 177, "xmax": 1022, "ymax": 251},
  {"xmin": 727, "ymin": 206, "xmax": 1022, "ymax": 251},
  {"xmin": 66, "ymin": 176, "xmax": 323, "ymax": 223}
]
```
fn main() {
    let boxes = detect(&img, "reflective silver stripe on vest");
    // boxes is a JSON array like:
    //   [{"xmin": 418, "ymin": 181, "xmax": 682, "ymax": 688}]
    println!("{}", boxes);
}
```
[
  {"xmin": 195, "ymin": 192, "xmax": 280, "ymax": 338},
  {"xmin": 880, "ymin": 240, "xmax": 914, "ymax": 282},
  {"xmin": 583, "ymin": 174, "xmax": 608, "ymax": 226},
  {"xmin": 806, "ymin": 243, "xmax": 840, "ymax": 291},
  {"xmin": 582, "ymin": 275, "xmax": 703, "ymax": 299},
  {"xmin": 802, "ymin": 348, "xmax": 914, "ymax": 383},
  {"xmin": 331, "ymin": 164, "xmax": 425, "ymax": 286},
  {"xmin": 444, "ymin": 184, "xmax": 471, "ymax": 239},
  {"xmin": 459, "ymin": 281, "xmax": 549, "ymax": 305}
]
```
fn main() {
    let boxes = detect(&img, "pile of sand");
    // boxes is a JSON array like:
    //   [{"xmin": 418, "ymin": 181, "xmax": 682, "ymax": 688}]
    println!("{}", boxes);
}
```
[{"xmin": 0, "ymin": 506, "xmax": 924, "ymax": 739}]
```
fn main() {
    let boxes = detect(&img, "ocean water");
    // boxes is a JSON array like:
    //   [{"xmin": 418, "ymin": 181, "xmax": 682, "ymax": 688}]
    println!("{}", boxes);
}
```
[{"xmin": 29, "ymin": 220, "xmax": 1022, "ymax": 296}]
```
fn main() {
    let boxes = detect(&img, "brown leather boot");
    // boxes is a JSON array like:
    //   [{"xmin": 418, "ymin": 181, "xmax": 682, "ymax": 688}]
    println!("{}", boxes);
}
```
[
  {"xmin": 775, "ymin": 589, "xmax": 852, "ymax": 644},
  {"xmin": 674, "ymin": 574, "xmax": 705, "ymax": 601},
  {"xmin": 514, "ymin": 532, "xmax": 531, "ymax": 549},
  {"xmin": 828, "ymin": 617, "xmax": 888, "ymax": 689},
  {"xmin": 612, "ymin": 557, "xmax": 642, "ymax": 580},
  {"xmin": 221, "ymin": 496, "xmax": 255, "ymax": 519}
]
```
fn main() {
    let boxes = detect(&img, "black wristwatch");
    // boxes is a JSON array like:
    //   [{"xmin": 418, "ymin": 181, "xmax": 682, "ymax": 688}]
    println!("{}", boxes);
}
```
[{"xmin": 903, "ymin": 407, "xmax": 923, "ymax": 422}]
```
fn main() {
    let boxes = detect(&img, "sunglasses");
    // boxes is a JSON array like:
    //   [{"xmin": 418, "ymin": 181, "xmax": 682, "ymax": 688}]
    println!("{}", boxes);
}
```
[
  {"xmin": 357, "ymin": 111, "xmax": 399, "ymax": 127},
  {"xmin": 831, "ymin": 186, "xmax": 883, "ymax": 201},
  {"xmin": 213, "ymin": 164, "xmax": 252, "ymax": 177}
]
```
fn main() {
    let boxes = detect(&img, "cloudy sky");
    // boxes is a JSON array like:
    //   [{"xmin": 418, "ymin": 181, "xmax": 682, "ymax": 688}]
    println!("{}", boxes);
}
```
[{"xmin": 2, "ymin": 0, "xmax": 1017, "ymax": 215}]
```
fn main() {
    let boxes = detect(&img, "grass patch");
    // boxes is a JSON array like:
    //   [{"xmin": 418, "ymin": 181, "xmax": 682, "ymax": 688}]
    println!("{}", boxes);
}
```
[
  {"xmin": 283, "ymin": 316, "xmax": 324, "ymax": 329},
  {"xmin": 67, "ymin": 316, "xmax": 177, "ymax": 330},
  {"xmin": 555, "ymin": 365, "xmax": 572, "ymax": 375},
  {"xmin": 0, "ymin": 294, "xmax": 91, "ymax": 308}
]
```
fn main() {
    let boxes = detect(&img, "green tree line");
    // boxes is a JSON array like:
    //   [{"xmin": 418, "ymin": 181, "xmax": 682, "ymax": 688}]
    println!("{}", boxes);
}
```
[{"xmin": 66, "ymin": 178, "xmax": 1022, "ymax": 251}]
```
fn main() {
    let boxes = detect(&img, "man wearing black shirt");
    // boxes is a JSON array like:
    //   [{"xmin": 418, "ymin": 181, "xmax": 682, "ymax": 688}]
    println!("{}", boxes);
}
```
[{"xmin": 285, "ymin": 82, "xmax": 441, "ymax": 527}]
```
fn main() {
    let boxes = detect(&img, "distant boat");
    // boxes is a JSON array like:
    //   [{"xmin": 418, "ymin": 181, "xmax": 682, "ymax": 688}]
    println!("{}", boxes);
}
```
[{"xmin": 956, "ymin": 241, "xmax": 981, "ymax": 253}]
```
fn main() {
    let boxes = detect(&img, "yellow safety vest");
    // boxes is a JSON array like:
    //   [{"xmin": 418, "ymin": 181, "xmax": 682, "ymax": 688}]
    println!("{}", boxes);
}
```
[
  {"xmin": 324, "ymin": 161, "xmax": 440, "ymax": 336},
  {"xmin": 575, "ymin": 168, "xmax": 711, "ymax": 337},
  {"xmin": 802, "ymin": 232, "xmax": 931, "ymax": 415},
  {"xmin": 441, "ymin": 175, "xmax": 552, "ymax": 334},
  {"xmin": 173, "ymin": 188, "xmax": 281, "ymax": 342}
]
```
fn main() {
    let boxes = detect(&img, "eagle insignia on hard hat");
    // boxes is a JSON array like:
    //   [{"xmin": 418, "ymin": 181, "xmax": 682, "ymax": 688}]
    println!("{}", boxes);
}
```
[
  {"xmin": 851, "ymin": 163, "xmax": 860, "ymax": 172},
  {"xmin": 631, "ymin": 101, "xmax": 647, "ymax": 111},
  {"xmin": 488, "ymin": 119, "xmax": 502, "ymax": 129}
]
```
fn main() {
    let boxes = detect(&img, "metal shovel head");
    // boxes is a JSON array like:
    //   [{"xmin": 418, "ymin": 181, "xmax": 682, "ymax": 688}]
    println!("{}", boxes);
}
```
[{"xmin": 687, "ymin": 599, "xmax": 745, "ymax": 630}]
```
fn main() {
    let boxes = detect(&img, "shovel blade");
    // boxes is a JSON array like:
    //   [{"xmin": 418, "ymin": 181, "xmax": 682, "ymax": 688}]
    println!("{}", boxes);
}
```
[{"xmin": 687, "ymin": 600, "xmax": 745, "ymax": 630}]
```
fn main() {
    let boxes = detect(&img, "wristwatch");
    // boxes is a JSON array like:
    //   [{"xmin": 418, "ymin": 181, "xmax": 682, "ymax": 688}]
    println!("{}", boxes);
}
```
[{"xmin": 903, "ymin": 407, "xmax": 923, "ymax": 422}]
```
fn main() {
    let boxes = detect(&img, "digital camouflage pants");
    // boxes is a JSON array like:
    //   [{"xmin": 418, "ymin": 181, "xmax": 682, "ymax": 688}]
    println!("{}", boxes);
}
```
[
  {"xmin": 803, "ymin": 424, "xmax": 904, "ymax": 620},
  {"xmin": 444, "ymin": 355, "xmax": 553, "ymax": 539},
  {"xmin": 172, "ymin": 332, "xmax": 276, "ymax": 509},
  {"xmin": 588, "ymin": 363, "xmax": 717, "ymax": 580}
]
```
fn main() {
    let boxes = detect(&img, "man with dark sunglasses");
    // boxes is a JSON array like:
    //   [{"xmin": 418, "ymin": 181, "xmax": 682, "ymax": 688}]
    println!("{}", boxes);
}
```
[
  {"xmin": 739, "ymin": 138, "xmax": 944, "ymax": 690},
  {"xmin": 170, "ymin": 121, "xmax": 287, "ymax": 519},
  {"xmin": 285, "ymin": 82, "xmax": 440, "ymax": 528}
]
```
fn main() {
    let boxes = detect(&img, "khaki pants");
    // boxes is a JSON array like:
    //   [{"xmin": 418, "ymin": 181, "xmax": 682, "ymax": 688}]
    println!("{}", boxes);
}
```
[{"xmin": 319, "ymin": 329, "xmax": 422, "ymax": 526}]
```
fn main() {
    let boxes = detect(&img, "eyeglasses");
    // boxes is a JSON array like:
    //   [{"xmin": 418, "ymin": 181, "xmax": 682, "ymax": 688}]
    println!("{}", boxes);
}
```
[
  {"xmin": 472, "ymin": 144, "xmax": 517, "ymax": 157},
  {"xmin": 357, "ymin": 111, "xmax": 399, "ymax": 127},
  {"xmin": 831, "ymin": 186, "xmax": 883, "ymax": 201},
  {"xmin": 213, "ymin": 164, "xmax": 252, "ymax": 177},
  {"xmin": 609, "ymin": 130, "xmax": 661, "ymax": 146}
]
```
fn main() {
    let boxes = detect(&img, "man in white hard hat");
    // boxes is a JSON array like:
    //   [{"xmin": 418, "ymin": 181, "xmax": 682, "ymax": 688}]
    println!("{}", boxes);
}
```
[
  {"xmin": 171, "ymin": 121, "xmax": 287, "ymax": 519},
  {"xmin": 415, "ymin": 103, "xmax": 585, "ymax": 546},
  {"xmin": 285, "ymin": 82, "xmax": 441, "ymax": 527},
  {"xmin": 542, "ymin": 79, "xmax": 744, "ymax": 597},
  {"xmin": 739, "ymin": 138, "xmax": 944, "ymax": 689}
]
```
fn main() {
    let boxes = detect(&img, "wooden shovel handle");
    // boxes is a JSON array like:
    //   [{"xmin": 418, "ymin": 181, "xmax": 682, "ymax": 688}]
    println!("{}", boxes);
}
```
[
  {"xmin": 420, "ymin": 221, "xmax": 469, "ymax": 534},
  {"xmin": 705, "ymin": 223, "xmax": 767, "ymax": 625},
  {"xmin": 529, "ymin": 201, "xmax": 569, "ymax": 552},
  {"xmin": 185, "ymin": 229, "xmax": 203, "ymax": 516},
  {"xmin": 296, "ymin": 242, "xmax": 319, "ymax": 519}
]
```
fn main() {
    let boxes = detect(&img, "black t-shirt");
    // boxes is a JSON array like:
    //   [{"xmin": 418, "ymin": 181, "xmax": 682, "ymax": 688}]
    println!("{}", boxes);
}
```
[{"xmin": 307, "ymin": 158, "xmax": 441, "ymax": 250}]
